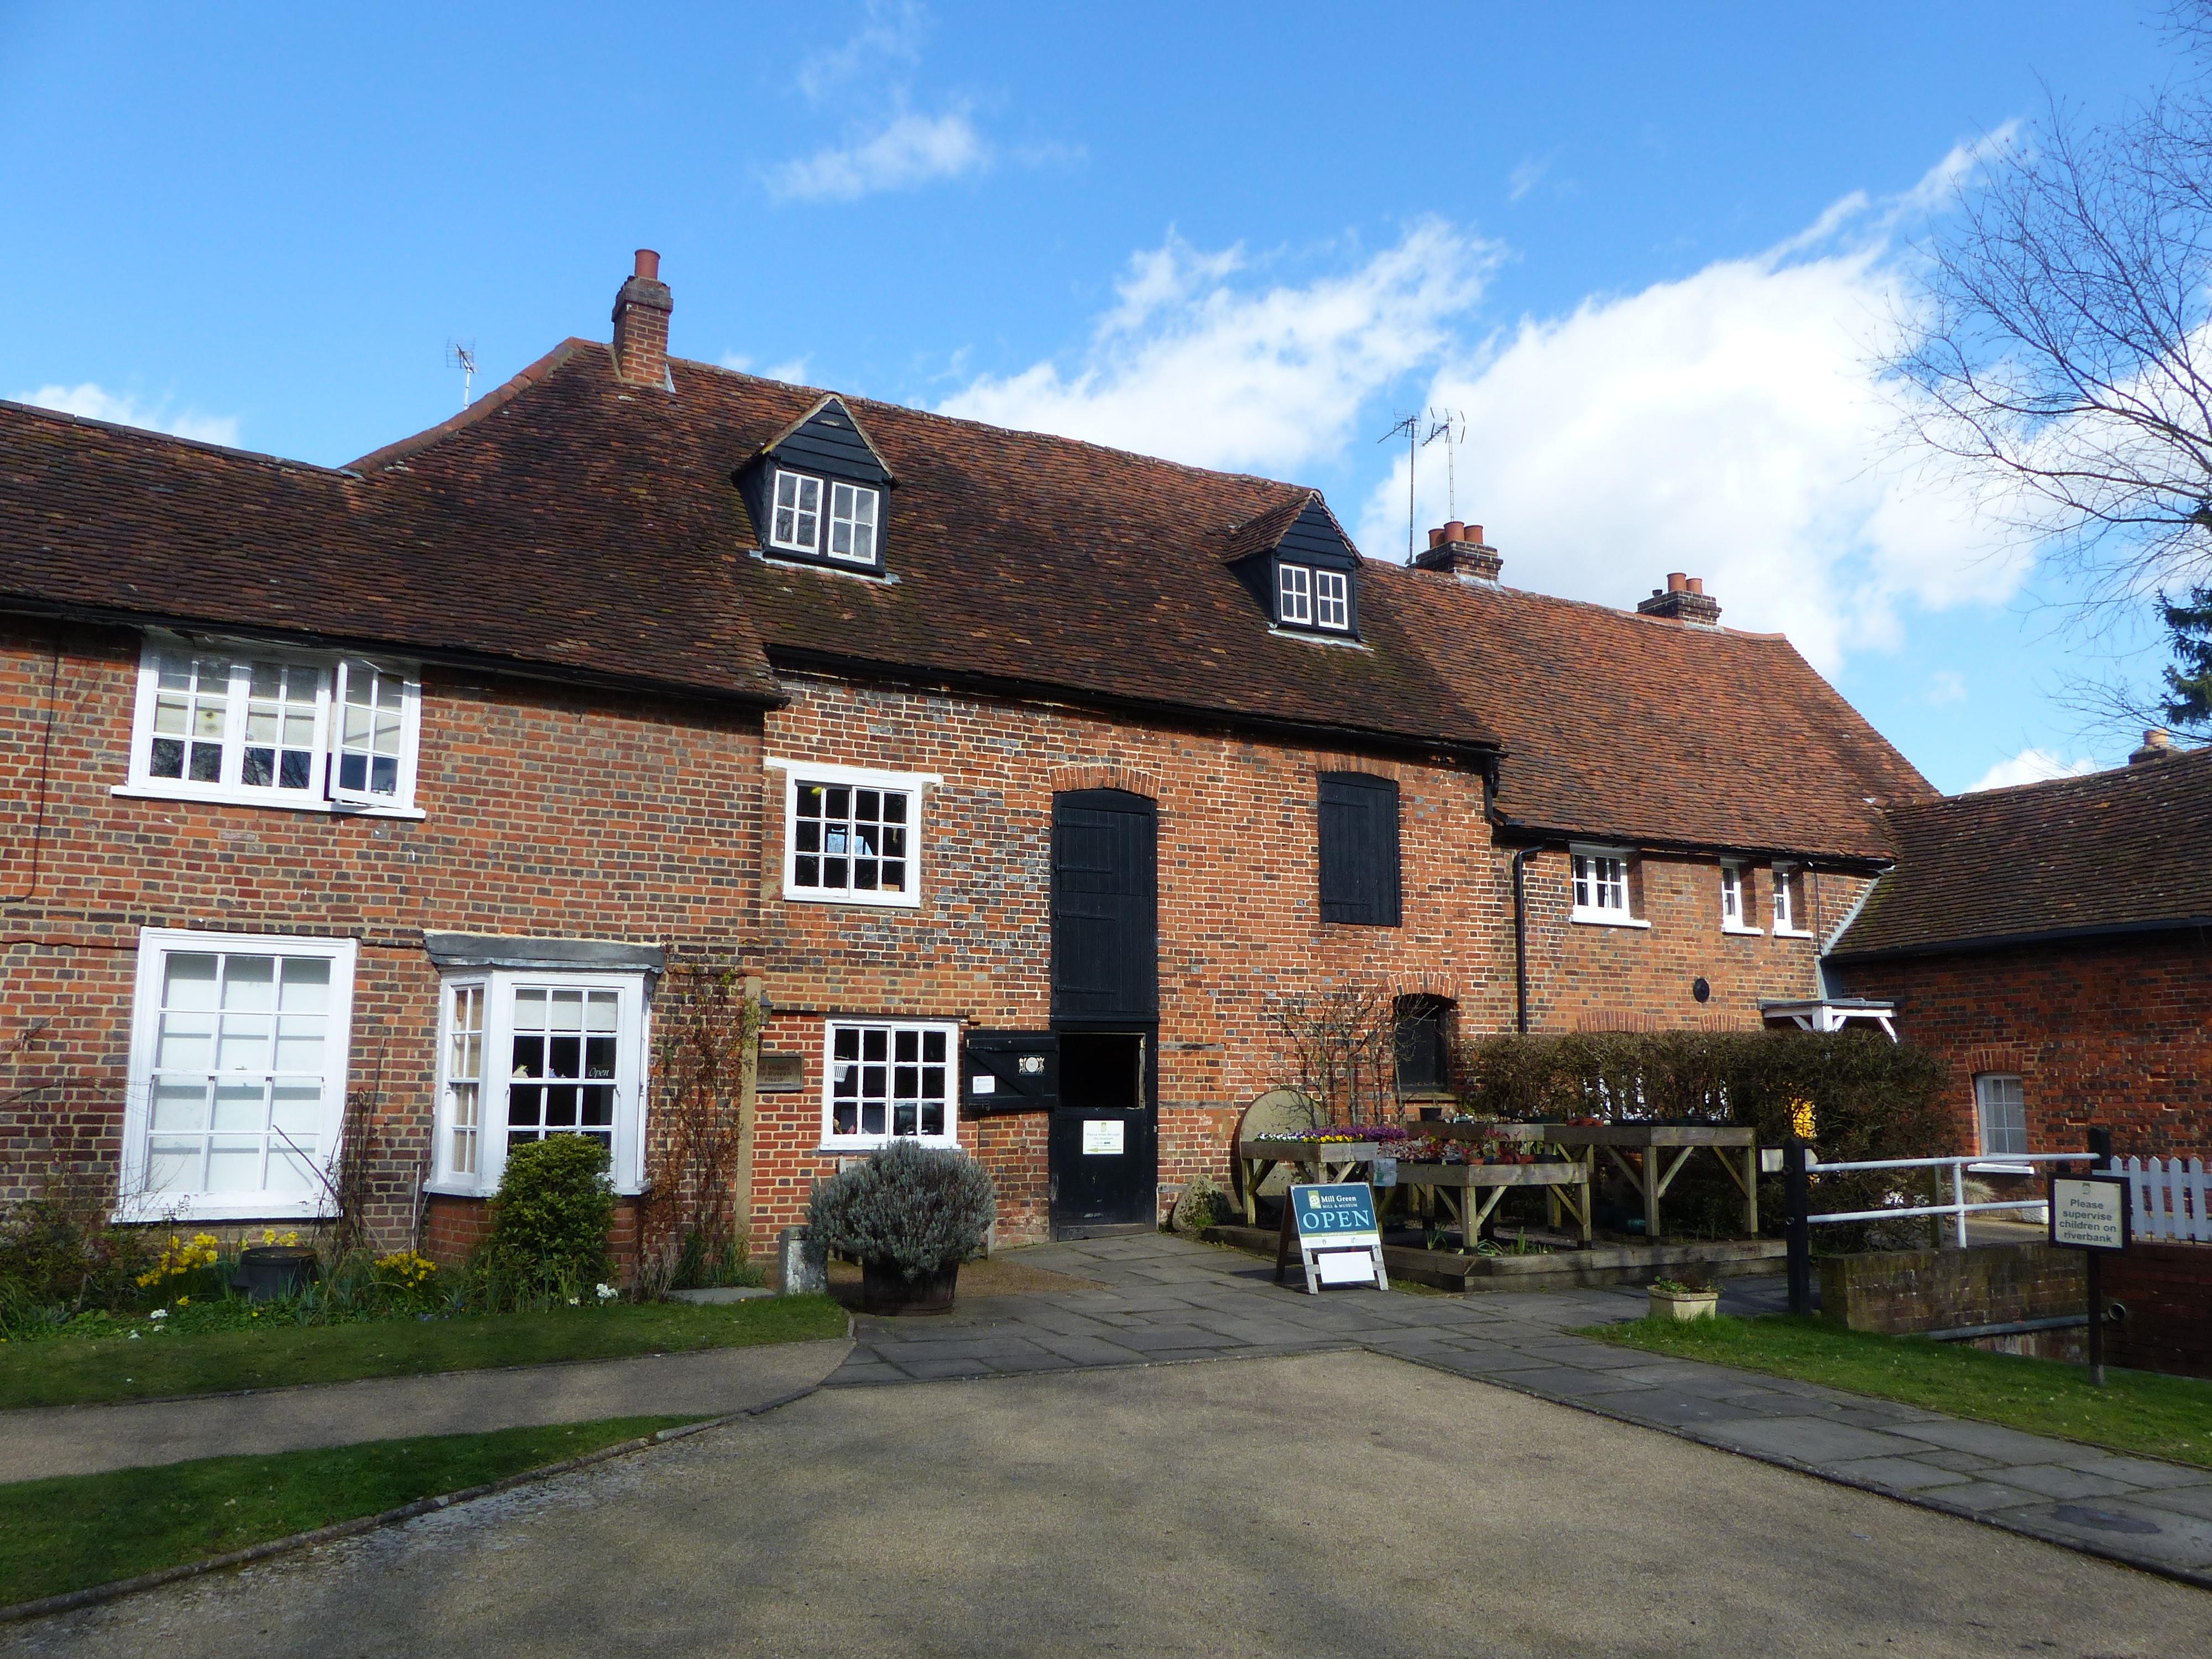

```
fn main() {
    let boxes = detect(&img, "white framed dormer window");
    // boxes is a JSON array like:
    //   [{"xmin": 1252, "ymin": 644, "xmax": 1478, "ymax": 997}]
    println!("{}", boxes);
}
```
[
  {"xmin": 1313, "ymin": 568, "xmax": 1350, "ymax": 632},
  {"xmin": 1277, "ymin": 561, "xmax": 1313, "ymax": 626},
  {"xmin": 768, "ymin": 758, "xmax": 937, "ymax": 909},
  {"xmin": 1570, "ymin": 847, "xmax": 1648, "ymax": 927},
  {"xmin": 827, "ymin": 481, "xmax": 880, "ymax": 565},
  {"xmin": 429, "ymin": 971, "xmax": 649, "ymax": 1197},
  {"xmin": 771, "ymin": 469, "xmax": 825, "ymax": 554},
  {"xmin": 821, "ymin": 1018, "xmax": 961, "ymax": 1150},
  {"xmin": 116, "ymin": 928, "xmax": 358, "ymax": 1222},
  {"xmin": 1772, "ymin": 863, "xmax": 1813, "ymax": 937},
  {"xmin": 1720, "ymin": 863, "xmax": 1762, "ymax": 934},
  {"xmin": 121, "ymin": 634, "xmax": 422, "ymax": 816}
]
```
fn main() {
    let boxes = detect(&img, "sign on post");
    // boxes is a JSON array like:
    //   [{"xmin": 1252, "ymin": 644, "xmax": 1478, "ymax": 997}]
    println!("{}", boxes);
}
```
[
  {"xmin": 1274, "ymin": 1182, "xmax": 1389, "ymax": 1295},
  {"xmin": 2049, "ymin": 1175, "xmax": 2131, "ymax": 1253}
]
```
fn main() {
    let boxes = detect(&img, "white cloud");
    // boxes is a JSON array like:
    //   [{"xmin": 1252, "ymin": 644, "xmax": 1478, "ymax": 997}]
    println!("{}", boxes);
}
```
[
  {"xmin": 796, "ymin": 0, "xmax": 927, "ymax": 102},
  {"xmin": 1967, "ymin": 748, "xmax": 2102, "ymax": 792},
  {"xmin": 719, "ymin": 352, "xmax": 813, "ymax": 384},
  {"xmin": 1358, "ymin": 159, "xmax": 2031, "ymax": 673},
  {"xmin": 1925, "ymin": 669, "xmax": 1968, "ymax": 706},
  {"xmin": 13, "ymin": 382, "xmax": 239, "ymax": 447},
  {"xmin": 1507, "ymin": 155, "xmax": 1551, "ymax": 204},
  {"xmin": 766, "ymin": 105, "xmax": 989, "ymax": 203},
  {"xmin": 938, "ymin": 222, "xmax": 1496, "ymax": 475}
]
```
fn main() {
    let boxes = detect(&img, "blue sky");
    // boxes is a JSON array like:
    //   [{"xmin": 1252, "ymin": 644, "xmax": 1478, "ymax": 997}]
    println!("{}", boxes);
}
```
[{"xmin": 0, "ymin": 3, "xmax": 2180, "ymax": 792}]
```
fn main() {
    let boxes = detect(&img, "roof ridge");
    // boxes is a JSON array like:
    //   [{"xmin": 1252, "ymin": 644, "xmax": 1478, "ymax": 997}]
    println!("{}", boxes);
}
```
[
  {"xmin": 347, "ymin": 338, "xmax": 590, "ymax": 474},
  {"xmin": 1908, "ymin": 742, "xmax": 2211, "ymax": 811},
  {"xmin": 1364, "ymin": 559, "xmax": 1798, "ymax": 643},
  {"xmin": 681, "ymin": 352, "xmax": 1319, "ymax": 506},
  {"xmin": 0, "ymin": 398, "xmax": 359, "ymax": 480}
]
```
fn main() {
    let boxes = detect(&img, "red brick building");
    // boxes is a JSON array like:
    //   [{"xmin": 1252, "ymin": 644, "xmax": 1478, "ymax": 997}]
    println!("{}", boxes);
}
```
[
  {"xmin": 2, "ymin": 252, "xmax": 1934, "ymax": 1259},
  {"xmin": 1826, "ymin": 738, "xmax": 2212, "ymax": 1161}
]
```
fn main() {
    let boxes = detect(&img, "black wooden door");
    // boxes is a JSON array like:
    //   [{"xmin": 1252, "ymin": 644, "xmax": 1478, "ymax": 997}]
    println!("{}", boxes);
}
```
[
  {"xmin": 1051, "ymin": 791, "xmax": 1157, "ymax": 1022},
  {"xmin": 1050, "ymin": 791, "xmax": 1159, "ymax": 1235}
]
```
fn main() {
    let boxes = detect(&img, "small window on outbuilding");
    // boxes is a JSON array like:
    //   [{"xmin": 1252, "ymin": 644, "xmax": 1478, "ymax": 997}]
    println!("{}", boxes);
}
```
[
  {"xmin": 1394, "ymin": 995, "xmax": 1453, "ymax": 1093},
  {"xmin": 1318, "ymin": 772, "xmax": 1401, "ymax": 926},
  {"xmin": 1974, "ymin": 1073, "xmax": 2028, "ymax": 1157}
]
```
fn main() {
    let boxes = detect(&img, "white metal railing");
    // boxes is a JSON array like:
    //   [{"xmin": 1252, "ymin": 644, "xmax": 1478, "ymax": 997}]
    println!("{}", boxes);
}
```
[
  {"xmin": 2122, "ymin": 1156, "xmax": 2211, "ymax": 1243},
  {"xmin": 1804, "ymin": 1151, "xmax": 2095, "ymax": 1249}
]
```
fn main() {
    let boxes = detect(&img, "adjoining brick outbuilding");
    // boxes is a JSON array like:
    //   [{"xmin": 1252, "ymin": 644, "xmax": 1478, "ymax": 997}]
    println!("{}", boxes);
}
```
[{"xmin": 1827, "ymin": 736, "xmax": 2212, "ymax": 1160}]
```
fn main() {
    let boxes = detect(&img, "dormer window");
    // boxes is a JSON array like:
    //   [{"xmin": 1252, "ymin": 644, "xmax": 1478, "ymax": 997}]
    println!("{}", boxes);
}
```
[
  {"xmin": 1228, "ymin": 494, "xmax": 1364, "ymax": 639},
  {"xmin": 741, "ymin": 394, "xmax": 896, "ymax": 576},
  {"xmin": 828, "ymin": 481, "xmax": 879, "ymax": 564},
  {"xmin": 771, "ymin": 471, "xmax": 823, "ymax": 554}
]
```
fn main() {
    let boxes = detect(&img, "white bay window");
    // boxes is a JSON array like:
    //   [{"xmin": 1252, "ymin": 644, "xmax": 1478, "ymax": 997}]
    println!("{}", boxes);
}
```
[
  {"xmin": 430, "ymin": 970, "xmax": 648, "ymax": 1196},
  {"xmin": 117, "ymin": 929, "xmax": 358, "ymax": 1222},
  {"xmin": 122, "ymin": 633, "xmax": 421, "ymax": 815}
]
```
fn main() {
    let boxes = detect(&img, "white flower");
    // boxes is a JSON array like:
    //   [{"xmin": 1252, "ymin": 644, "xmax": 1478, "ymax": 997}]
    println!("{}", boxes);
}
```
[
  {"xmin": 127, "ymin": 1331, "xmax": 142, "ymax": 1340},
  {"xmin": 566, "ymin": 1296, "xmax": 580, "ymax": 1306},
  {"xmin": 595, "ymin": 1282, "xmax": 617, "ymax": 1301},
  {"xmin": 148, "ymin": 1308, "xmax": 168, "ymax": 1321}
]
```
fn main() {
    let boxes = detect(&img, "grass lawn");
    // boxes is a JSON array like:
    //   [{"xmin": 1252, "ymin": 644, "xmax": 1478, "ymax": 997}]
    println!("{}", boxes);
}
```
[
  {"xmin": 0, "ymin": 1416, "xmax": 698, "ymax": 1609},
  {"xmin": 1584, "ymin": 1313, "xmax": 2212, "ymax": 1469},
  {"xmin": 0, "ymin": 1295, "xmax": 848, "ymax": 1411}
]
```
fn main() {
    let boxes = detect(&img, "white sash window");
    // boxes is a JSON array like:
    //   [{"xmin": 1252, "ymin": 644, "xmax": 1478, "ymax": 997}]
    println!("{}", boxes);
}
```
[{"xmin": 123, "ymin": 633, "xmax": 421, "ymax": 815}]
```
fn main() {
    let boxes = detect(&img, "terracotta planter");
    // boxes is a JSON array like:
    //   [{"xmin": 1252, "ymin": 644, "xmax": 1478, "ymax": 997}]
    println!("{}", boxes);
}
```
[{"xmin": 860, "ymin": 1259, "xmax": 960, "ymax": 1316}]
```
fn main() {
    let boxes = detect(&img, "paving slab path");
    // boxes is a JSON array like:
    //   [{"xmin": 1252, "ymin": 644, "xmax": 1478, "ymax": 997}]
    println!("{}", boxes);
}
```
[
  {"xmin": 835, "ymin": 1233, "xmax": 2212, "ymax": 1584},
  {"xmin": 0, "ymin": 1338, "xmax": 852, "ymax": 1481}
]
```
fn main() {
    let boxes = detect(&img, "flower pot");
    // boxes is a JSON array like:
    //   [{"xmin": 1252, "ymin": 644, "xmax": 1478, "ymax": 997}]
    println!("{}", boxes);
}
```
[
  {"xmin": 237, "ymin": 1244, "xmax": 318, "ymax": 1303},
  {"xmin": 860, "ymin": 1259, "xmax": 960, "ymax": 1316},
  {"xmin": 1647, "ymin": 1285, "xmax": 1720, "ymax": 1322}
]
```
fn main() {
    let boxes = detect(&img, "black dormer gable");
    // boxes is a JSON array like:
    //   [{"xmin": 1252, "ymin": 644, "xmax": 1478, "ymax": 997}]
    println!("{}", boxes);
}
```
[
  {"xmin": 1226, "ymin": 493, "xmax": 1363, "ymax": 639},
  {"xmin": 735, "ymin": 394, "xmax": 896, "ymax": 573}
]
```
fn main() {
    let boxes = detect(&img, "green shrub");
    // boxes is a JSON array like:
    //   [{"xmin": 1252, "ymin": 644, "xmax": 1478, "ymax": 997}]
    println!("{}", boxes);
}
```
[
  {"xmin": 0, "ymin": 1189, "xmax": 161, "ymax": 1334},
  {"xmin": 1454, "ymin": 1030, "xmax": 1954, "ymax": 1245},
  {"xmin": 484, "ymin": 1137, "xmax": 615, "ymax": 1295},
  {"xmin": 808, "ymin": 1141, "xmax": 995, "ymax": 1280}
]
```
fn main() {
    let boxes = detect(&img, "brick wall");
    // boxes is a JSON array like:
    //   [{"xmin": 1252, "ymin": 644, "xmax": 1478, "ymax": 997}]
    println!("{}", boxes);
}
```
[
  {"xmin": 2104, "ymin": 1240, "xmax": 2212, "ymax": 1380},
  {"xmin": 1819, "ymin": 1242, "xmax": 2086, "ymax": 1335},
  {"xmin": 1833, "ymin": 933, "xmax": 2212, "ymax": 1159},
  {"xmin": 0, "ymin": 622, "xmax": 765, "ymax": 1252},
  {"xmin": 1519, "ymin": 848, "xmax": 1858, "ymax": 1032},
  {"xmin": 743, "ymin": 674, "xmax": 1868, "ymax": 1247}
]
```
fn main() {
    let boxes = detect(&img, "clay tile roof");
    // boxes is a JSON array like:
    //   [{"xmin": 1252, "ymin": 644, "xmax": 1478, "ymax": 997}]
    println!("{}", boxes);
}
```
[
  {"xmin": 1385, "ymin": 570, "xmax": 1933, "ymax": 862},
  {"xmin": 351, "ymin": 348, "xmax": 1498, "ymax": 754},
  {"xmin": 1222, "ymin": 493, "xmax": 1314, "ymax": 565},
  {"xmin": 1829, "ymin": 745, "xmax": 2212, "ymax": 958},
  {"xmin": 0, "ymin": 358, "xmax": 781, "ymax": 703}
]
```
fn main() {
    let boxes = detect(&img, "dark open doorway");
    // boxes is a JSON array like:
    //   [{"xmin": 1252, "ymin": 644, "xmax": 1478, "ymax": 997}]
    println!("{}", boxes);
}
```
[{"xmin": 1048, "ymin": 1032, "xmax": 1157, "ymax": 1237}]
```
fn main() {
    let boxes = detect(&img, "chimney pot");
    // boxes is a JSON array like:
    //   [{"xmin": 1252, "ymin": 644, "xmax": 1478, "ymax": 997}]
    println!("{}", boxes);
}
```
[
  {"xmin": 2130, "ymin": 727, "xmax": 2176, "ymax": 764},
  {"xmin": 1428, "ymin": 526, "xmax": 1448, "ymax": 550},
  {"xmin": 1638, "ymin": 573, "xmax": 1722, "ymax": 624},
  {"xmin": 612, "ymin": 249, "xmax": 675, "ymax": 389},
  {"xmin": 1443, "ymin": 520, "xmax": 1466, "ymax": 544},
  {"xmin": 1413, "ymin": 521, "xmax": 1504, "ymax": 582},
  {"xmin": 1467, "ymin": 524, "xmax": 1483, "ymax": 545}
]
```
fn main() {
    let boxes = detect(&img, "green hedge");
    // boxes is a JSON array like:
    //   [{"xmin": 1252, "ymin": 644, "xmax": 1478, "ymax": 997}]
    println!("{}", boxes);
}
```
[{"xmin": 1454, "ymin": 1031, "xmax": 1955, "ymax": 1243}]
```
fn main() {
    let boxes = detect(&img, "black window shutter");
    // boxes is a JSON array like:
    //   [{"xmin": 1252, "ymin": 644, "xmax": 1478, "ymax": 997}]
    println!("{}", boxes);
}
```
[{"xmin": 1317, "ymin": 773, "xmax": 1401, "ymax": 927}]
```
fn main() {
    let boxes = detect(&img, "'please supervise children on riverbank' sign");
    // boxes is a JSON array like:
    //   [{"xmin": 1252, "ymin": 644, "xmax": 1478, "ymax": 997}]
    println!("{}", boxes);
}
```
[{"xmin": 1274, "ymin": 1183, "xmax": 1389, "ymax": 1295}]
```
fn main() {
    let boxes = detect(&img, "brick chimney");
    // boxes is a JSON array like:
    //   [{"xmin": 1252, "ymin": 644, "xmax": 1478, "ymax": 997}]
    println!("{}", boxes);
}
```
[
  {"xmin": 612, "ymin": 249, "xmax": 674, "ymax": 388},
  {"xmin": 1414, "ymin": 520, "xmax": 1504, "ymax": 583},
  {"xmin": 1637, "ymin": 572, "xmax": 1721, "ymax": 625},
  {"xmin": 2129, "ymin": 727, "xmax": 2176, "ymax": 765}
]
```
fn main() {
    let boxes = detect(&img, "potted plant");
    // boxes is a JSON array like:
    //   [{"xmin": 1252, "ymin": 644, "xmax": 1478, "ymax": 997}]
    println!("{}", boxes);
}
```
[
  {"xmin": 1646, "ymin": 1276, "xmax": 1720, "ymax": 1321},
  {"xmin": 808, "ymin": 1140, "xmax": 997, "ymax": 1316}
]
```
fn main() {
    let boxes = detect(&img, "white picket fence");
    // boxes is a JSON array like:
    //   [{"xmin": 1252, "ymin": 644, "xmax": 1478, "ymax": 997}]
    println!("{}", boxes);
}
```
[{"xmin": 2122, "ymin": 1156, "xmax": 2211, "ymax": 1243}]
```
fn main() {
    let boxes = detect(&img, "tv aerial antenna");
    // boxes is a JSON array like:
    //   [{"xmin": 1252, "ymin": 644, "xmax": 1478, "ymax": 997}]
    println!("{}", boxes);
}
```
[
  {"xmin": 445, "ymin": 339, "xmax": 478, "ymax": 410},
  {"xmin": 1379, "ymin": 409, "xmax": 1421, "ymax": 562},
  {"xmin": 1422, "ymin": 408, "xmax": 1467, "ymax": 520}
]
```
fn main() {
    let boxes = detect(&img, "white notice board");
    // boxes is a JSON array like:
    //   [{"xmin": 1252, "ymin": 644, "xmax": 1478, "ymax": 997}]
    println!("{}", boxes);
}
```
[{"xmin": 1081, "ymin": 1119, "xmax": 1125, "ymax": 1156}]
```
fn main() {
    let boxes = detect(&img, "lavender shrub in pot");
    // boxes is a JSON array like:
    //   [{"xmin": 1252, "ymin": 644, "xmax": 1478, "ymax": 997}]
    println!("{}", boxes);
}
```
[{"xmin": 808, "ymin": 1140, "xmax": 997, "ymax": 1315}]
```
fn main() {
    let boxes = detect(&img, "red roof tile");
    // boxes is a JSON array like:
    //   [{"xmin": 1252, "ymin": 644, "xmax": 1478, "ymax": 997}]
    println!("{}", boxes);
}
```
[{"xmin": 1830, "ymin": 747, "xmax": 2212, "ymax": 957}]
